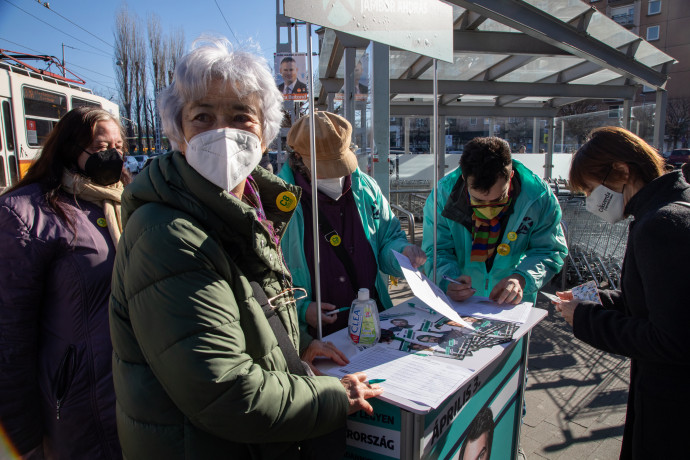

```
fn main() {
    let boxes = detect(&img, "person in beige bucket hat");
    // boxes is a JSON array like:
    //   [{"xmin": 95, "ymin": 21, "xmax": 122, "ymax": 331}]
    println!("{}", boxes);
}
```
[
  {"xmin": 278, "ymin": 111, "xmax": 426, "ymax": 339},
  {"xmin": 286, "ymin": 111, "xmax": 358, "ymax": 179}
]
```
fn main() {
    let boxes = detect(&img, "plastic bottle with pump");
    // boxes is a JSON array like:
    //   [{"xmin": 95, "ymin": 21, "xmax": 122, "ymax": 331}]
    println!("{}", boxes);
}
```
[{"xmin": 348, "ymin": 288, "xmax": 380, "ymax": 348}]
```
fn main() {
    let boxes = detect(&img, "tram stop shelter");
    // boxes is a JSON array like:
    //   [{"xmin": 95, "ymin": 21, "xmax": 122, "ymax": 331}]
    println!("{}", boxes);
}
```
[{"xmin": 297, "ymin": 0, "xmax": 677, "ymax": 196}]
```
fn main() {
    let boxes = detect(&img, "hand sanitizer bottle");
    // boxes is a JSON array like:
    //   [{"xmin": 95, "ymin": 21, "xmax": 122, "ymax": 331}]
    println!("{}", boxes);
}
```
[{"xmin": 348, "ymin": 288, "xmax": 380, "ymax": 348}]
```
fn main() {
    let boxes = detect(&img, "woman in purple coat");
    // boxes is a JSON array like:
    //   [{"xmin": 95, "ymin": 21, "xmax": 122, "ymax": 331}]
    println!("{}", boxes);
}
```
[{"xmin": 0, "ymin": 107, "xmax": 127, "ymax": 459}]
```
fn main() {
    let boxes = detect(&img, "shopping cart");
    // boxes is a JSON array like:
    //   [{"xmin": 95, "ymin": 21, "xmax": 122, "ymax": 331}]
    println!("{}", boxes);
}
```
[{"xmin": 558, "ymin": 195, "xmax": 629, "ymax": 291}]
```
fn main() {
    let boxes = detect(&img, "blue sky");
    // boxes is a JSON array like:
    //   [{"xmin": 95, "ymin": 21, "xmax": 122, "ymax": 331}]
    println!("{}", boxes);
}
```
[{"xmin": 0, "ymin": 0, "xmax": 310, "ymax": 100}]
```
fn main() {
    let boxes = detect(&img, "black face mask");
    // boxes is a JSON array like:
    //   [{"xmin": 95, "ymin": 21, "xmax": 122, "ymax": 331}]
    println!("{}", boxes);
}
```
[{"xmin": 82, "ymin": 148, "xmax": 123, "ymax": 186}]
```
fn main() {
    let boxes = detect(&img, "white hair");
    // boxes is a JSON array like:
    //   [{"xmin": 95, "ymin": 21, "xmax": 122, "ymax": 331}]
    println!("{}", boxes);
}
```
[{"xmin": 158, "ymin": 36, "xmax": 283, "ymax": 150}]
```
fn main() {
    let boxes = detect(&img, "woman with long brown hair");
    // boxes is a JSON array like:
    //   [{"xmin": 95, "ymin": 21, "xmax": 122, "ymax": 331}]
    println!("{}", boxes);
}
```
[
  {"xmin": 555, "ymin": 126, "xmax": 690, "ymax": 459},
  {"xmin": 0, "ymin": 106, "xmax": 127, "ymax": 458}
]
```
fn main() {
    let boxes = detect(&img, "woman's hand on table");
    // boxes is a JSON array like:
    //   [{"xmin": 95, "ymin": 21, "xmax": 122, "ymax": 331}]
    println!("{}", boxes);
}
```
[
  {"xmin": 341, "ymin": 372, "xmax": 384, "ymax": 415},
  {"xmin": 301, "ymin": 340, "xmax": 348, "ymax": 376}
]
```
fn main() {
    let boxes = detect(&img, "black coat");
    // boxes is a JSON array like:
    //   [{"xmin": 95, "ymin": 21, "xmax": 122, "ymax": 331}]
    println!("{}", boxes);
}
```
[{"xmin": 573, "ymin": 171, "xmax": 690, "ymax": 459}]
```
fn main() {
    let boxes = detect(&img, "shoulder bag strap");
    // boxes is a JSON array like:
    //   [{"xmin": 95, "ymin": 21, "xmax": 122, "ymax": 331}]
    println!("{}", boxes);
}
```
[{"xmin": 249, "ymin": 281, "xmax": 307, "ymax": 376}]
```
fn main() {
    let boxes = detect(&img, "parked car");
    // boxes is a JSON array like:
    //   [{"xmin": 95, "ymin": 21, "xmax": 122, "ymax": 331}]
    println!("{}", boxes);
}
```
[
  {"xmin": 124, "ymin": 156, "xmax": 140, "ymax": 174},
  {"xmin": 666, "ymin": 148, "xmax": 690, "ymax": 168}
]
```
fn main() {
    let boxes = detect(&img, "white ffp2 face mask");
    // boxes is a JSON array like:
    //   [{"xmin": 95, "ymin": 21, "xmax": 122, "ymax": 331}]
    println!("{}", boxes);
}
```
[
  {"xmin": 185, "ymin": 128, "xmax": 262, "ymax": 192},
  {"xmin": 317, "ymin": 176, "xmax": 345, "ymax": 200},
  {"xmin": 586, "ymin": 184, "xmax": 625, "ymax": 224}
]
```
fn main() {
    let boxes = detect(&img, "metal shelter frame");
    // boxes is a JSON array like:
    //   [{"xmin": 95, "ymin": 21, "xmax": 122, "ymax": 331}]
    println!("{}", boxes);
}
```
[{"xmin": 311, "ymin": 0, "xmax": 676, "ymax": 185}]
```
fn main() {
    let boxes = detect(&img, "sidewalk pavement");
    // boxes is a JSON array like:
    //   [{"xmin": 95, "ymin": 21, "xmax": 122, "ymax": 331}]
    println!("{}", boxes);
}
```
[{"xmin": 387, "ymin": 279, "xmax": 630, "ymax": 460}]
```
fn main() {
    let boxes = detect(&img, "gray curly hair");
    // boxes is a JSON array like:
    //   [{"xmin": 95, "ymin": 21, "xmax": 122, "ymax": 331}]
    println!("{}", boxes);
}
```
[{"xmin": 157, "ymin": 36, "xmax": 283, "ymax": 150}]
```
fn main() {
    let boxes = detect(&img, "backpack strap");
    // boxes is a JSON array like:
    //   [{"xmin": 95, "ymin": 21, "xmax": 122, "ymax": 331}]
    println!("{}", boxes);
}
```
[{"xmin": 249, "ymin": 281, "xmax": 307, "ymax": 376}]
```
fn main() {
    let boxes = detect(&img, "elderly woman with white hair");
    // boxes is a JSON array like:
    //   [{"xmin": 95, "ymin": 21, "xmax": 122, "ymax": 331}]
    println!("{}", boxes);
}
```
[{"xmin": 109, "ymin": 36, "xmax": 382, "ymax": 460}]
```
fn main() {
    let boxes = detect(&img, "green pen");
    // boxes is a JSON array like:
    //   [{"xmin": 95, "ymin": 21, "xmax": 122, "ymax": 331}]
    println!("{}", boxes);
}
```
[
  {"xmin": 325, "ymin": 306, "xmax": 350, "ymax": 316},
  {"xmin": 367, "ymin": 379, "xmax": 386, "ymax": 384}
]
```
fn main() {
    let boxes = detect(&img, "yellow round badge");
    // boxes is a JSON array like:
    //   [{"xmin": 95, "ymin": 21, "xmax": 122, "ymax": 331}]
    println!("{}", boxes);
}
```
[
  {"xmin": 329, "ymin": 235, "xmax": 342, "ymax": 246},
  {"xmin": 96, "ymin": 217, "xmax": 107, "ymax": 228},
  {"xmin": 497, "ymin": 243, "xmax": 511, "ymax": 256},
  {"xmin": 276, "ymin": 191, "xmax": 297, "ymax": 212},
  {"xmin": 507, "ymin": 232, "xmax": 518, "ymax": 241}
]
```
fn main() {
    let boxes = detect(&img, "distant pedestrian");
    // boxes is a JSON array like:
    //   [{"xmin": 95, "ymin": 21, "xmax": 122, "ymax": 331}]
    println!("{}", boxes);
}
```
[{"xmin": 555, "ymin": 126, "xmax": 690, "ymax": 459}]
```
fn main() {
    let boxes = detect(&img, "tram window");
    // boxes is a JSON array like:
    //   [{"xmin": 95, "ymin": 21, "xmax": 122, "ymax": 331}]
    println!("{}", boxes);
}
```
[
  {"xmin": 0, "ymin": 157, "xmax": 6, "ymax": 187},
  {"xmin": 72, "ymin": 97, "xmax": 101, "ymax": 109},
  {"xmin": 23, "ymin": 87, "xmax": 66, "ymax": 147},
  {"xmin": 23, "ymin": 87, "xmax": 67, "ymax": 119},
  {"xmin": 0, "ymin": 108, "xmax": 5, "ymax": 187},
  {"xmin": 3, "ymin": 101, "xmax": 15, "ymax": 151}
]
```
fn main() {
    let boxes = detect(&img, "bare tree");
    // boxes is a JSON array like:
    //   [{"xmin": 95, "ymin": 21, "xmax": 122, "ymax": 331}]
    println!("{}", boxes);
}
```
[
  {"xmin": 666, "ymin": 97, "xmax": 690, "ymax": 149},
  {"xmin": 148, "ymin": 14, "xmax": 165, "ymax": 153},
  {"xmin": 132, "ymin": 23, "xmax": 147, "ymax": 153},
  {"xmin": 114, "ymin": 5, "xmax": 136, "ymax": 150},
  {"xmin": 167, "ymin": 27, "xmax": 185, "ymax": 86},
  {"xmin": 557, "ymin": 100, "xmax": 600, "ymax": 146}
]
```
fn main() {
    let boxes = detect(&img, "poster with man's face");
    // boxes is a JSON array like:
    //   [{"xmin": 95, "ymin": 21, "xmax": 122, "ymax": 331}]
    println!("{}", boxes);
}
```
[{"xmin": 274, "ymin": 52, "xmax": 308, "ymax": 101}]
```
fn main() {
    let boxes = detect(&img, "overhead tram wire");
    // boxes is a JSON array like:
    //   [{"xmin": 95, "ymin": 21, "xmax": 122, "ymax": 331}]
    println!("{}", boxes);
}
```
[
  {"xmin": 35, "ymin": 1, "xmax": 114, "ymax": 49},
  {"xmin": 0, "ymin": 37, "xmax": 42, "ymax": 54},
  {"xmin": 2, "ymin": 0, "xmax": 112, "ymax": 57},
  {"xmin": 0, "ymin": 38, "xmax": 117, "ymax": 94},
  {"xmin": 214, "ymin": 0, "xmax": 240, "ymax": 46}
]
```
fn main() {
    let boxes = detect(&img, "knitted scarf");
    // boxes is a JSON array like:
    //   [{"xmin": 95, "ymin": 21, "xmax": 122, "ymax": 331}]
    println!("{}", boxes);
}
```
[
  {"xmin": 469, "ymin": 186, "xmax": 512, "ymax": 263},
  {"xmin": 61, "ymin": 170, "xmax": 124, "ymax": 247}
]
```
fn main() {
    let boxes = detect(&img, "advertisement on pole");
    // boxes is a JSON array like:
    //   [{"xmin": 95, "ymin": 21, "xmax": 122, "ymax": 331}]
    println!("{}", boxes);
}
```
[
  {"xmin": 334, "ymin": 54, "xmax": 369, "ymax": 102},
  {"xmin": 275, "ymin": 52, "xmax": 309, "ymax": 101}
]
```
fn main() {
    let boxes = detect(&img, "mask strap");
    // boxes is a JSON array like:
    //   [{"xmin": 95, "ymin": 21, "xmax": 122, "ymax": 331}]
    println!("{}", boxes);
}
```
[{"xmin": 601, "ymin": 166, "xmax": 614, "ymax": 187}]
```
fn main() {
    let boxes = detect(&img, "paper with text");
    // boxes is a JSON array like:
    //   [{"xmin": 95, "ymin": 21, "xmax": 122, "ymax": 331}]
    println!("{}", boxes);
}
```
[
  {"xmin": 450, "ymin": 296, "xmax": 532, "ymax": 323},
  {"xmin": 327, "ymin": 345, "xmax": 473, "ymax": 408}
]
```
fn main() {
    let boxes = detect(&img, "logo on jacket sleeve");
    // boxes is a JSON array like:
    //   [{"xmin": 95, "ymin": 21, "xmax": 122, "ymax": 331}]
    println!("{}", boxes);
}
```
[
  {"xmin": 371, "ymin": 203, "xmax": 380, "ymax": 220},
  {"xmin": 516, "ymin": 217, "xmax": 533, "ymax": 234}
]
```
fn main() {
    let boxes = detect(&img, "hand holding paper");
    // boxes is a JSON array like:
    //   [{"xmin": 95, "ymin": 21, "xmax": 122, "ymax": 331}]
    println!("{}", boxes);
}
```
[{"xmin": 392, "ymin": 251, "xmax": 475, "ymax": 330}]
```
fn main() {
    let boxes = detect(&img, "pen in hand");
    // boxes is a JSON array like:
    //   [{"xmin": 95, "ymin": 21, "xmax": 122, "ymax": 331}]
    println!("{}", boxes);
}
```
[
  {"xmin": 325, "ymin": 306, "xmax": 350, "ymax": 316},
  {"xmin": 443, "ymin": 275, "xmax": 467, "ymax": 285}
]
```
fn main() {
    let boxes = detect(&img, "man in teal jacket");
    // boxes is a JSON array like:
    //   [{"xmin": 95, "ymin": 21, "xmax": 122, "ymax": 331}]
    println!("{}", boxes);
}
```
[
  {"xmin": 423, "ymin": 137, "xmax": 567, "ymax": 305},
  {"xmin": 280, "ymin": 112, "xmax": 426, "ymax": 338}
]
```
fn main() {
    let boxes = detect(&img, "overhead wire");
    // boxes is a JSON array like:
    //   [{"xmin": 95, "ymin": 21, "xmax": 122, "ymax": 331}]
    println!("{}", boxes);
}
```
[
  {"xmin": 36, "ymin": 1, "xmax": 114, "ymax": 49},
  {"xmin": 2, "ymin": 0, "xmax": 112, "ymax": 56},
  {"xmin": 214, "ymin": 0, "xmax": 241, "ymax": 45}
]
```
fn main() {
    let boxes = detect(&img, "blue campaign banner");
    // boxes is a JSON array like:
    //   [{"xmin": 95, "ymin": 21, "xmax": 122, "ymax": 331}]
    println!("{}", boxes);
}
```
[{"xmin": 422, "ymin": 337, "xmax": 528, "ymax": 460}]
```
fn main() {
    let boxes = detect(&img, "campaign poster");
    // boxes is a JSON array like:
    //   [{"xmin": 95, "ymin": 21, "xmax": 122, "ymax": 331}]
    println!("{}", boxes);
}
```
[
  {"xmin": 275, "ymin": 52, "xmax": 309, "ymax": 101},
  {"xmin": 335, "ymin": 54, "xmax": 369, "ymax": 102}
]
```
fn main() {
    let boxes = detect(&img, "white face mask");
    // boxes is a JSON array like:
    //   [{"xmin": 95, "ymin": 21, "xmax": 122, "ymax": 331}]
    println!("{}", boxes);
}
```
[
  {"xmin": 317, "ymin": 176, "xmax": 345, "ymax": 200},
  {"xmin": 185, "ymin": 128, "xmax": 262, "ymax": 192},
  {"xmin": 586, "ymin": 184, "xmax": 625, "ymax": 224}
]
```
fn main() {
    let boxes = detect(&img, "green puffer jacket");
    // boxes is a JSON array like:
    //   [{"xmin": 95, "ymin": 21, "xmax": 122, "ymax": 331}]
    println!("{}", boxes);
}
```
[
  {"xmin": 422, "ymin": 160, "xmax": 567, "ymax": 304},
  {"xmin": 110, "ymin": 152, "xmax": 349, "ymax": 460}
]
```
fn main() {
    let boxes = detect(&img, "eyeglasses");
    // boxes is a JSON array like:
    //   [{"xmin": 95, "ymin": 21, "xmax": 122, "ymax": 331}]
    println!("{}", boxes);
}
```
[{"xmin": 266, "ymin": 287, "xmax": 308, "ymax": 310}]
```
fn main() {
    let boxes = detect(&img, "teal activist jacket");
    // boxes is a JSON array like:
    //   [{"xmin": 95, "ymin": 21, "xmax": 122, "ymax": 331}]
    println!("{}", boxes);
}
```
[
  {"xmin": 422, "ymin": 160, "xmax": 567, "ymax": 304},
  {"xmin": 109, "ymin": 153, "xmax": 349, "ymax": 460},
  {"xmin": 278, "ymin": 165, "xmax": 408, "ymax": 329}
]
